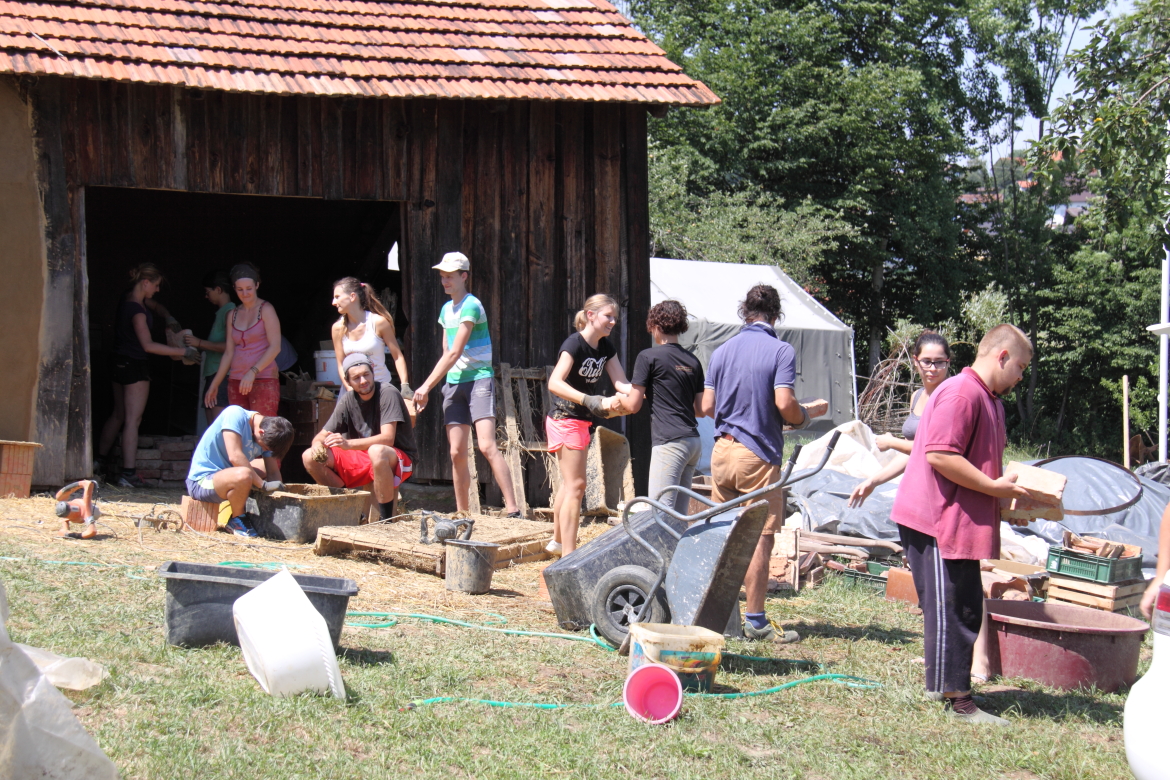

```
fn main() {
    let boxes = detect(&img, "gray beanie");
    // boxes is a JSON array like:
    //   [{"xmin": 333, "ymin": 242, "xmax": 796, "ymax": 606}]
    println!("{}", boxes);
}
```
[{"xmin": 341, "ymin": 352, "xmax": 373, "ymax": 379}]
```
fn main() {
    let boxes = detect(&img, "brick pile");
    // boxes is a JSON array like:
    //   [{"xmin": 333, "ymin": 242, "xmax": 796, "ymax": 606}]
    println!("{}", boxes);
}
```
[{"xmin": 129, "ymin": 435, "xmax": 195, "ymax": 488}]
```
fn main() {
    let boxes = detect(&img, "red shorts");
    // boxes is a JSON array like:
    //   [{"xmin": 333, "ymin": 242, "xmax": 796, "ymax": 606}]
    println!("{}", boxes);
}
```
[
  {"xmin": 228, "ymin": 378, "xmax": 280, "ymax": 418},
  {"xmin": 330, "ymin": 447, "xmax": 413, "ymax": 489},
  {"xmin": 545, "ymin": 417, "xmax": 591, "ymax": 452}
]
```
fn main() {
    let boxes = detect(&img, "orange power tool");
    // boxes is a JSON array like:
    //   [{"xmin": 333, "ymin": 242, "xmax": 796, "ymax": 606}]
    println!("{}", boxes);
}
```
[{"xmin": 55, "ymin": 480, "xmax": 101, "ymax": 539}]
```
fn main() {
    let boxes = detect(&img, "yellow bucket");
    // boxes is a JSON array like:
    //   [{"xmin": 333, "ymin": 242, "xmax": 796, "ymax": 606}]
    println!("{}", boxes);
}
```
[{"xmin": 627, "ymin": 623, "xmax": 725, "ymax": 692}]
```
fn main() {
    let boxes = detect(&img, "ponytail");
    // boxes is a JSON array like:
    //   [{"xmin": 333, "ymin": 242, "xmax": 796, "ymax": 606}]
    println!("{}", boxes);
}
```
[
  {"xmin": 334, "ymin": 277, "xmax": 397, "ymax": 335},
  {"xmin": 575, "ymin": 293, "xmax": 618, "ymax": 332}
]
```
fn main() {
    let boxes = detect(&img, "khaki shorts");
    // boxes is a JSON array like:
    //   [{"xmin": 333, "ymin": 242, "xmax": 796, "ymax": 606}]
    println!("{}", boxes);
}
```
[{"xmin": 709, "ymin": 438, "xmax": 786, "ymax": 535}]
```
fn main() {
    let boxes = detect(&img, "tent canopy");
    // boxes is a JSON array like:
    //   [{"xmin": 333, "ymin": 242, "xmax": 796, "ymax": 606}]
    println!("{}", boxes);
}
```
[{"xmin": 650, "ymin": 257, "xmax": 857, "ymax": 427}]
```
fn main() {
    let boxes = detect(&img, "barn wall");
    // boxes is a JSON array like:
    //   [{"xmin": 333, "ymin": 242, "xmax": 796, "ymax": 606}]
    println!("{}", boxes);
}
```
[
  {"xmin": 0, "ymin": 79, "xmax": 45, "ymax": 442},
  {"xmin": 22, "ymin": 77, "xmax": 652, "ymax": 490}
]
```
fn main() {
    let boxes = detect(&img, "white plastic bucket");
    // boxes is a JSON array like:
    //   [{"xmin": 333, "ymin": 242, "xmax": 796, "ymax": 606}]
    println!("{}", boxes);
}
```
[
  {"xmin": 628, "ymin": 622, "xmax": 725, "ymax": 692},
  {"xmin": 232, "ymin": 569, "xmax": 345, "ymax": 698},
  {"xmin": 314, "ymin": 350, "xmax": 341, "ymax": 385}
]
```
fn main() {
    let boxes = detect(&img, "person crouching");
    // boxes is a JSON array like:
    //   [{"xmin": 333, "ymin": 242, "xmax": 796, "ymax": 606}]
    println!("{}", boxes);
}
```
[
  {"xmin": 186, "ymin": 405, "xmax": 294, "ymax": 537},
  {"xmin": 303, "ymin": 353, "xmax": 417, "ymax": 522}
]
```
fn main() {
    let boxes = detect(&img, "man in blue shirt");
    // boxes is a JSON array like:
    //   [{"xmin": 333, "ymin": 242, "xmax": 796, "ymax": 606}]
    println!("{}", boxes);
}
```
[
  {"xmin": 701, "ymin": 284, "xmax": 827, "ymax": 641},
  {"xmin": 186, "ymin": 405, "xmax": 294, "ymax": 537}
]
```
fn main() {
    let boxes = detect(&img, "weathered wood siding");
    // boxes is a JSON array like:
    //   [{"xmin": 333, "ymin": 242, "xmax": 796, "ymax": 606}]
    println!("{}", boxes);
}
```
[{"xmin": 21, "ymin": 76, "xmax": 652, "ymax": 488}]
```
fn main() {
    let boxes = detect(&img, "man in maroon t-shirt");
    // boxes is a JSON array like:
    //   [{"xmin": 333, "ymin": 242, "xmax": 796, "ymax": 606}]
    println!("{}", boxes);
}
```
[{"xmin": 890, "ymin": 324, "xmax": 1034, "ymax": 725}]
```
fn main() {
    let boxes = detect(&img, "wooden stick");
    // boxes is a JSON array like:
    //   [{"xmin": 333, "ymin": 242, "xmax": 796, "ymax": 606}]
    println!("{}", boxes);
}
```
[{"xmin": 1123, "ymin": 374, "xmax": 1130, "ymax": 469}]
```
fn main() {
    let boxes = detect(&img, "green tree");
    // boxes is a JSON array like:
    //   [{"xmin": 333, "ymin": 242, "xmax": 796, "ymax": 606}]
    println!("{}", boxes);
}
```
[
  {"xmin": 630, "ymin": 0, "xmax": 1034, "ymax": 370},
  {"xmin": 1030, "ymin": 0, "xmax": 1170, "ymax": 456}
]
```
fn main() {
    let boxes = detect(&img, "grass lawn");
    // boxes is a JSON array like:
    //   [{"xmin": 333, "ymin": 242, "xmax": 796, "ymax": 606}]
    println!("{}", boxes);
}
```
[{"xmin": 0, "ymin": 489, "xmax": 1142, "ymax": 780}]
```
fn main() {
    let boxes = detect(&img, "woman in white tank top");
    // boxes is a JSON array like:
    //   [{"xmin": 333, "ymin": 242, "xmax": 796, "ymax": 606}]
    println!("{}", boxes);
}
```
[{"xmin": 331, "ymin": 277, "xmax": 410, "ymax": 393}]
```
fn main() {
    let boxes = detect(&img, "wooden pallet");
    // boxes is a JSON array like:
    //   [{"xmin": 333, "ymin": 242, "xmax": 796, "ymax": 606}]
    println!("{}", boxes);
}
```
[
  {"xmin": 313, "ymin": 513, "xmax": 553, "ymax": 576},
  {"xmin": 1046, "ymin": 576, "xmax": 1146, "ymax": 613}
]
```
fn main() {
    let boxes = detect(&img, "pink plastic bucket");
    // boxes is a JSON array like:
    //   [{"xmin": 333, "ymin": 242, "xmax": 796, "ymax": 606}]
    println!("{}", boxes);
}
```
[{"xmin": 623, "ymin": 663, "xmax": 684, "ymax": 724}]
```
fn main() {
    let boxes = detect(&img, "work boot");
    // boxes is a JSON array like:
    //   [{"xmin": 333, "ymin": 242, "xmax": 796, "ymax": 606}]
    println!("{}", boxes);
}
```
[{"xmin": 743, "ymin": 619, "xmax": 801, "ymax": 644}]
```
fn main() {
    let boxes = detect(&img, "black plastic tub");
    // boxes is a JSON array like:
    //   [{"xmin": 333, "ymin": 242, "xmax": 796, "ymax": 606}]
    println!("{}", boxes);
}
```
[{"xmin": 157, "ymin": 561, "xmax": 359, "ymax": 648}]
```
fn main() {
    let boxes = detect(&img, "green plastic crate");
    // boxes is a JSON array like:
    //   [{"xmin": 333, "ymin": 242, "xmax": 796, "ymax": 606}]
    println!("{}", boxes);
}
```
[{"xmin": 1045, "ymin": 546, "xmax": 1143, "ymax": 584}]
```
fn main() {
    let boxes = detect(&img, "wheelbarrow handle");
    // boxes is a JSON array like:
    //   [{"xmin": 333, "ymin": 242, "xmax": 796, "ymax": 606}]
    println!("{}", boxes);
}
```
[{"xmin": 652, "ymin": 484, "xmax": 720, "ymax": 511}]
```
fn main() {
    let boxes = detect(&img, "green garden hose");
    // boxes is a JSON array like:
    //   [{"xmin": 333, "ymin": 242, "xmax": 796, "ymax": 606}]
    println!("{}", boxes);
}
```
[{"xmin": 402, "ymin": 673, "xmax": 879, "ymax": 710}]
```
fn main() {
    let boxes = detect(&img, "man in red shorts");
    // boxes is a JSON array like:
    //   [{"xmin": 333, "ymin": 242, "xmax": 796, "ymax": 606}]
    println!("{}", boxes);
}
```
[{"xmin": 303, "ymin": 353, "xmax": 416, "ymax": 521}]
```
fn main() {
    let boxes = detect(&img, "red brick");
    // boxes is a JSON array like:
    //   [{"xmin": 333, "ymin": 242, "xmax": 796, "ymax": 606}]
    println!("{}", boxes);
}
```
[
  {"xmin": 136, "ymin": 459, "xmax": 163, "ymax": 469},
  {"xmin": 136, "ymin": 448, "xmax": 162, "ymax": 459},
  {"xmin": 159, "ymin": 441, "xmax": 193, "ymax": 453},
  {"xmin": 136, "ymin": 469, "xmax": 161, "ymax": 479},
  {"xmin": 161, "ymin": 450, "xmax": 191, "ymax": 461}
]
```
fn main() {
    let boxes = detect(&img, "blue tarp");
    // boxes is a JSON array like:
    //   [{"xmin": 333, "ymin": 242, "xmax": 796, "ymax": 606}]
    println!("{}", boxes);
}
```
[{"xmin": 789, "ymin": 456, "xmax": 1166, "ymax": 568}]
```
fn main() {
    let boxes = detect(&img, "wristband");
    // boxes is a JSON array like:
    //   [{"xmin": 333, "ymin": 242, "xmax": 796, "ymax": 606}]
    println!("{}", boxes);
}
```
[{"xmin": 791, "ymin": 406, "xmax": 812, "ymax": 430}]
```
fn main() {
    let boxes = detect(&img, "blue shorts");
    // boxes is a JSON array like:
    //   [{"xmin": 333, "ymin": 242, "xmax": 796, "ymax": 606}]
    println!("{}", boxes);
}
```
[{"xmin": 185, "ymin": 476, "xmax": 221, "ymax": 504}]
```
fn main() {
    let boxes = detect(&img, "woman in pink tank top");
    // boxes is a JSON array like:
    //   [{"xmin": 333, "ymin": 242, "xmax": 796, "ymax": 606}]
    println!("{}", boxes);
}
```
[{"xmin": 203, "ymin": 263, "xmax": 282, "ymax": 417}]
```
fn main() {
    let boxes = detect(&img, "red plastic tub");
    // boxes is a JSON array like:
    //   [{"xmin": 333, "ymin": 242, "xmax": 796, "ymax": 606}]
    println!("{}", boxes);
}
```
[{"xmin": 983, "ymin": 599, "xmax": 1149, "ymax": 692}]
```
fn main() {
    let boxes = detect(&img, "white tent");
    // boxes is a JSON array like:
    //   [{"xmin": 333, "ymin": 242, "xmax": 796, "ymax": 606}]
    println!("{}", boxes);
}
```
[{"xmin": 650, "ymin": 258, "xmax": 857, "ymax": 465}]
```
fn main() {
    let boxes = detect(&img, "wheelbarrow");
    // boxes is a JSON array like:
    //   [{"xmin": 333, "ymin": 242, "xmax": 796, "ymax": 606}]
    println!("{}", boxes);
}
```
[{"xmin": 581, "ymin": 431, "xmax": 841, "ymax": 646}]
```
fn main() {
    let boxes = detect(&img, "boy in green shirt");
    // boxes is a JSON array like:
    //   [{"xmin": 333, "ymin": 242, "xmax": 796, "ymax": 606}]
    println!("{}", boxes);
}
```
[{"xmin": 413, "ymin": 252, "xmax": 520, "ymax": 517}]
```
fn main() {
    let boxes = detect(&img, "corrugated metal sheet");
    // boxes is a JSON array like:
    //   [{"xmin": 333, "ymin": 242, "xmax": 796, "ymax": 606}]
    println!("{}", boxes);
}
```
[{"xmin": 0, "ymin": 0, "xmax": 718, "ymax": 104}]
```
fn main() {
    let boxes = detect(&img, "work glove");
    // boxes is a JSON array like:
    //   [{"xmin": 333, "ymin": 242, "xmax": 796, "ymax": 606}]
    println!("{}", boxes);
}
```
[
  {"xmin": 183, "ymin": 346, "xmax": 201, "ymax": 363},
  {"xmin": 582, "ymin": 394, "xmax": 618, "ymax": 419},
  {"xmin": 399, "ymin": 382, "xmax": 414, "ymax": 398},
  {"xmin": 259, "ymin": 481, "xmax": 284, "ymax": 494},
  {"xmin": 165, "ymin": 315, "xmax": 182, "ymax": 333}
]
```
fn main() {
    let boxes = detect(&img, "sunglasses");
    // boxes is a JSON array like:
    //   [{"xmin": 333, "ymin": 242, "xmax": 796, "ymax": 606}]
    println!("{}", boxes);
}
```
[{"xmin": 916, "ymin": 359, "xmax": 951, "ymax": 369}]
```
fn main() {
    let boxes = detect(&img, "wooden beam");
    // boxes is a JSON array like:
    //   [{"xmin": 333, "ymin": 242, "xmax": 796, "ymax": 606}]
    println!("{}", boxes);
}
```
[{"xmin": 29, "ymin": 80, "xmax": 79, "ymax": 485}]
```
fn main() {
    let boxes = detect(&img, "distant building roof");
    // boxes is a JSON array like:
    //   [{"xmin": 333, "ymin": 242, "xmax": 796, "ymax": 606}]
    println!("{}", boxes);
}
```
[{"xmin": 0, "ymin": 0, "xmax": 720, "ymax": 105}]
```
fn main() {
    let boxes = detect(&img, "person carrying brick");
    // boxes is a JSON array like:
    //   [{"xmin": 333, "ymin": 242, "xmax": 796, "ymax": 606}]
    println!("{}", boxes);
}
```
[
  {"xmin": 304, "ymin": 353, "xmax": 417, "ymax": 523},
  {"xmin": 412, "ymin": 252, "xmax": 521, "ymax": 518},
  {"xmin": 890, "ymin": 324, "xmax": 1034, "ymax": 724},
  {"xmin": 186, "ymin": 405, "xmax": 294, "ymax": 537}
]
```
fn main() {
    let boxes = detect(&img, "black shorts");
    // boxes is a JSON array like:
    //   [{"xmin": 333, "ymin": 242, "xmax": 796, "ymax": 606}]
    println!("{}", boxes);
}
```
[{"xmin": 110, "ymin": 355, "xmax": 150, "ymax": 385}]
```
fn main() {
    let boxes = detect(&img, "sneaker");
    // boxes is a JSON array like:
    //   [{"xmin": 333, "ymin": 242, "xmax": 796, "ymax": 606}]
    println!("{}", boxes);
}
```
[
  {"xmin": 743, "ymin": 619, "xmax": 801, "ymax": 644},
  {"xmin": 544, "ymin": 540, "xmax": 563, "ymax": 555},
  {"xmin": 225, "ymin": 516, "xmax": 258, "ymax": 538},
  {"xmin": 504, "ymin": 511, "xmax": 522, "ymax": 519},
  {"xmin": 947, "ymin": 707, "xmax": 1010, "ymax": 726},
  {"xmin": 117, "ymin": 472, "xmax": 147, "ymax": 489}
]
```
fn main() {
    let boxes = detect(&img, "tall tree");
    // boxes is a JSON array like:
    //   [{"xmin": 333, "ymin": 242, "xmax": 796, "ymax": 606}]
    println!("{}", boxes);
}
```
[
  {"xmin": 630, "ymin": 0, "xmax": 1003, "ymax": 369},
  {"xmin": 1030, "ymin": 0, "xmax": 1170, "ymax": 454}
]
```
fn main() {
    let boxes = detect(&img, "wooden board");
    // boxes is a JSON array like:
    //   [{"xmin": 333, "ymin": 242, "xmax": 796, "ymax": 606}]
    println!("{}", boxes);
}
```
[
  {"xmin": 1047, "ymin": 592, "xmax": 1143, "ymax": 613},
  {"xmin": 1047, "ymin": 576, "xmax": 1146, "ymax": 611},
  {"xmin": 1047, "ymin": 576, "xmax": 1146, "ymax": 602},
  {"xmin": 313, "ymin": 513, "xmax": 553, "ymax": 576}
]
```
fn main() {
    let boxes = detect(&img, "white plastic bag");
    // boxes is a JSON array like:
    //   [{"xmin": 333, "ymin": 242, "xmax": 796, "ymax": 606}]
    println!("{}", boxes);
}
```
[
  {"xmin": 15, "ymin": 643, "xmax": 108, "ymax": 691},
  {"xmin": 794, "ymin": 421, "xmax": 900, "ymax": 479},
  {"xmin": 0, "ymin": 581, "xmax": 120, "ymax": 779},
  {"xmin": 233, "ymin": 569, "xmax": 344, "ymax": 698}
]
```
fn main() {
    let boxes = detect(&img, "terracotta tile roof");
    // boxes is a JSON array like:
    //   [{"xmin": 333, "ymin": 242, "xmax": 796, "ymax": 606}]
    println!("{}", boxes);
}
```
[{"xmin": 0, "ymin": 0, "xmax": 718, "ymax": 104}]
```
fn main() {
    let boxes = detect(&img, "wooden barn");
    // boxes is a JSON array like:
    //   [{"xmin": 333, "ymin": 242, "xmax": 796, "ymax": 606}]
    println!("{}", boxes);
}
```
[{"xmin": 0, "ymin": 0, "xmax": 717, "ymax": 494}]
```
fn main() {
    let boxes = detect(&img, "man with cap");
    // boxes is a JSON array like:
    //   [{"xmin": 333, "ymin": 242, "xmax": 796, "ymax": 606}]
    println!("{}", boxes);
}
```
[
  {"xmin": 304, "ymin": 352, "xmax": 417, "ymax": 521},
  {"xmin": 412, "ymin": 252, "xmax": 521, "ymax": 517}
]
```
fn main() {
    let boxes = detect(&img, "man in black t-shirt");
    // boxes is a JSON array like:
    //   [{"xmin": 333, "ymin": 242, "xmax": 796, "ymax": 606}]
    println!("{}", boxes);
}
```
[
  {"xmin": 621, "ymin": 301, "xmax": 708, "ymax": 513},
  {"xmin": 303, "ymin": 353, "xmax": 416, "ymax": 521}
]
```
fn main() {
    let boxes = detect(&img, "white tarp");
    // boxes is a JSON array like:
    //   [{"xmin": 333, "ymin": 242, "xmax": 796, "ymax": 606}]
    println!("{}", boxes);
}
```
[{"xmin": 651, "ymin": 257, "xmax": 857, "ymax": 472}]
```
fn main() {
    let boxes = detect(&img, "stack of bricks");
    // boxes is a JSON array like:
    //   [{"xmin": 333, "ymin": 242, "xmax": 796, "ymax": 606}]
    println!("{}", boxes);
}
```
[{"xmin": 133, "ymin": 435, "xmax": 196, "ymax": 488}]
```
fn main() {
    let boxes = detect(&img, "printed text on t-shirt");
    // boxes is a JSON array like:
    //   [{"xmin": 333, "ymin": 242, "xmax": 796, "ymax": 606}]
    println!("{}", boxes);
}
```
[{"xmin": 578, "ymin": 357, "xmax": 608, "ymax": 381}]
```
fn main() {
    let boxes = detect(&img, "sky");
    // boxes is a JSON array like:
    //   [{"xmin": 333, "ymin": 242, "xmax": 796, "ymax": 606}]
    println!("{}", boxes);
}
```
[{"xmin": 986, "ymin": 0, "xmax": 1135, "ymax": 164}]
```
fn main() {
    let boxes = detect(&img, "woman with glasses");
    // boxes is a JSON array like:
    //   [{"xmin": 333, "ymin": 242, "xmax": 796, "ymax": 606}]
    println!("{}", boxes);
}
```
[{"xmin": 849, "ymin": 331, "xmax": 951, "ymax": 506}]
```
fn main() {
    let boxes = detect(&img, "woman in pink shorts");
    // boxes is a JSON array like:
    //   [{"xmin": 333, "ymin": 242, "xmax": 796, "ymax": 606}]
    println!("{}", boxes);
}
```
[
  {"xmin": 203, "ymin": 263, "xmax": 282, "ymax": 418},
  {"xmin": 546, "ymin": 294, "xmax": 632, "ymax": 555}
]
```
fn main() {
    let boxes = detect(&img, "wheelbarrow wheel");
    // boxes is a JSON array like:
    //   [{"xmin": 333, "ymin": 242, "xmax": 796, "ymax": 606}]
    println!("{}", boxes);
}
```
[{"xmin": 590, "ymin": 565, "xmax": 670, "ymax": 646}]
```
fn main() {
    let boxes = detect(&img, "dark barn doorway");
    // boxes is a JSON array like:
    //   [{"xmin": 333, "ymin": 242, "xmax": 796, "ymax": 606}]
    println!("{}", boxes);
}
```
[{"xmin": 85, "ymin": 187, "xmax": 403, "ymax": 460}]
